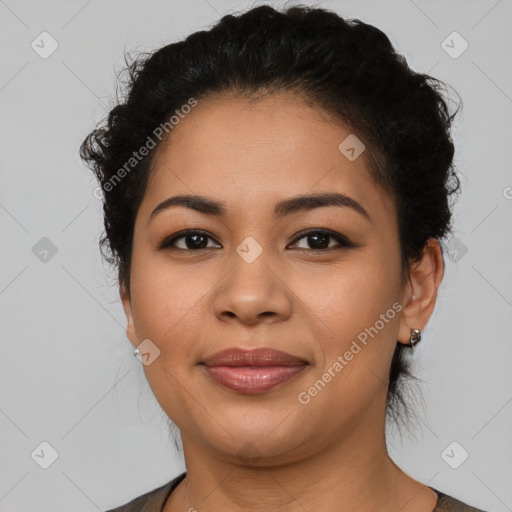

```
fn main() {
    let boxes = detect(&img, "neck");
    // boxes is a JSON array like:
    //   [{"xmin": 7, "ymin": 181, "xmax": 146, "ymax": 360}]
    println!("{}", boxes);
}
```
[{"xmin": 164, "ymin": 400, "xmax": 437, "ymax": 512}]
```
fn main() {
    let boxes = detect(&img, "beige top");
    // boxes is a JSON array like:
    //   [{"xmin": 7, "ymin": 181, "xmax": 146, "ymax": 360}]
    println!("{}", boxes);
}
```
[{"xmin": 105, "ymin": 472, "xmax": 490, "ymax": 512}]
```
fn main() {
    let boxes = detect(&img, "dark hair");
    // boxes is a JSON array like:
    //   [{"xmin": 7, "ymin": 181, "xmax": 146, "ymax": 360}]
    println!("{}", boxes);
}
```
[{"xmin": 80, "ymin": 3, "xmax": 461, "ymax": 430}]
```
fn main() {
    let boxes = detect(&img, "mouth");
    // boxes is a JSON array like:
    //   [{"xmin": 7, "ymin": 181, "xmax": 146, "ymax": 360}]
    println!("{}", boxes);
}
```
[{"xmin": 200, "ymin": 347, "xmax": 309, "ymax": 394}]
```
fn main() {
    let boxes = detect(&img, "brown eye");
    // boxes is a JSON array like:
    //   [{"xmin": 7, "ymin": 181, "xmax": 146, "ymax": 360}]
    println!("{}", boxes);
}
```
[
  {"xmin": 160, "ymin": 230, "xmax": 221, "ymax": 250},
  {"xmin": 288, "ymin": 229, "xmax": 355, "ymax": 251},
  {"xmin": 160, "ymin": 229, "xmax": 356, "ymax": 252}
]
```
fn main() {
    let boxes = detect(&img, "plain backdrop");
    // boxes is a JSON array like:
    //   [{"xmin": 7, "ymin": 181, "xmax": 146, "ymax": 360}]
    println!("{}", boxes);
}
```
[{"xmin": 1, "ymin": 0, "xmax": 511, "ymax": 511}]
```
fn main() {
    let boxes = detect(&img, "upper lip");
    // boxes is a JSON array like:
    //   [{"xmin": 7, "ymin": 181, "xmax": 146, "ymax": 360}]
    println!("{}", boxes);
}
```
[{"xmin": 201, "ymin": 347, "xmax": 308, "ymax": 367}]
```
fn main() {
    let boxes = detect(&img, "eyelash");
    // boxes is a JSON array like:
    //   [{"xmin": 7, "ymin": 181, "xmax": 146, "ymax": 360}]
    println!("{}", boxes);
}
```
[{"xmin": 159, "ymin": 229, "xmax": 357, "ymax": 252}]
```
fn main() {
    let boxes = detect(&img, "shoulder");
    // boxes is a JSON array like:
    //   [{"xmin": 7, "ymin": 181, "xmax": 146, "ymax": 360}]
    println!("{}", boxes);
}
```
[
  {"xmin": 105, "ymin": 472, "xmax": 186, "ymax": 512},
  {"xmin": 431, "ymin": 488, "xmax": 492, "ymax": 512}
]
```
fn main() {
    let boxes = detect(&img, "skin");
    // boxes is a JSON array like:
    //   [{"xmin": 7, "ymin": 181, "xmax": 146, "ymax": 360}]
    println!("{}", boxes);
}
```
[{"xmin": 120, "ymin": 91, "xmax": 444, "ymax": 512}]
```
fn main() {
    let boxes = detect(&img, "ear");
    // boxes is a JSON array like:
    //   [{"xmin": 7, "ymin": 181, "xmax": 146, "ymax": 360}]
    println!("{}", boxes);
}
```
[
  {"xmin": 397, "ymin": 238, "xmax": 445, "ymax": 346},
  {"xmin": 120, "ymin": 283, "xmax": 139, "ymax": 348}
]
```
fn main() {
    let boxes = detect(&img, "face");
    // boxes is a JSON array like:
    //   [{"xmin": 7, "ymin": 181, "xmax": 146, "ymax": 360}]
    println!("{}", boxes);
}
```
[{"xmin": 122, "ymin": 91, "xmax": 416, "ymax": 464}]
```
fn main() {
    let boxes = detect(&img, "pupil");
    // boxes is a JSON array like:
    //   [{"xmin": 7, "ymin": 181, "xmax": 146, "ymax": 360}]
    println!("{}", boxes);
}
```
[
  {"xmin": 189, "ymin": 234, "xmax": 206, "ymax": 249},
  {"xmin": 309, "ymin": 233, "xmax": 328, "ymax": 249},
  {"xmin": 184, "ymin": 233, "xmax": 331, "ymax": 250}
]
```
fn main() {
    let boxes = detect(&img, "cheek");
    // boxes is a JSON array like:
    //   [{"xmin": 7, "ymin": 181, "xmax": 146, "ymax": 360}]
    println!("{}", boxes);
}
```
[
  {"xmin": 305, "ymin": 246, "xmax": 400, "ymax": 321},
  {"xmin": 293, "ymin": 266, "xmax": 401, "ymax": 420},
  {"xmin": 302, "ymin": 248, "xmax": 402, "ymax": 370},
  {"xmin": 129, "ymin": 255, "xmax": 211, "ymax": 421},
  {"xmin": 128, "ymin": 250, "xmax": 213, "ymax": 355}
]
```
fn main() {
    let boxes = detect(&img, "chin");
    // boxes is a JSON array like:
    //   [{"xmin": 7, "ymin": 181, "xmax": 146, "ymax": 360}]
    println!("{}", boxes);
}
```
[{"xmin": 186, "ymin": 412, "xmax": 319, "ymax": 465}]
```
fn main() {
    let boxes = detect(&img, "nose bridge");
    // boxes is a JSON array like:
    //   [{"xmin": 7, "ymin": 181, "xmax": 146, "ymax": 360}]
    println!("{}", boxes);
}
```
[
  {"xmin": 229, "ymin": 233, "xmax": 275, "ymax": 297},
  {"xmin": 212, "ymin": 233, "xmax": 292, "ymax": 323},
  {"xmin": 235, "ymin": 234, "xmax": 266, "ymax": 265}
]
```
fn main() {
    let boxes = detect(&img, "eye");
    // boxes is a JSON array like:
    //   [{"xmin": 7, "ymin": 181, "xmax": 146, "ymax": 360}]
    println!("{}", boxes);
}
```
[
  {"xmin": 287, "ymin": 229, "xmax": 355, "ymax": 251},
  {"xmin": 159, "ymin": 230, "xmax": 221, "ymax": 250},
  {"xmin": 160, "ymin": 229, "xmax": 356, "ymax": 252}
]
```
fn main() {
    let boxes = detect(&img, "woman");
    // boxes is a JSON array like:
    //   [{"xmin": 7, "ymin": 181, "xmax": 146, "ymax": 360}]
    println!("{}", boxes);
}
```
[{"xmin": 81, "ymin": 4, "xmax": 490, "ymax": 511}]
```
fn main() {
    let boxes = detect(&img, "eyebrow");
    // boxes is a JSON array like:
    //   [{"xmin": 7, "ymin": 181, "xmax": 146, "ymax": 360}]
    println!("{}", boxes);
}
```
[{"xmin": 149, "ymin": 192, "xmax": 370, "ymax": 222}]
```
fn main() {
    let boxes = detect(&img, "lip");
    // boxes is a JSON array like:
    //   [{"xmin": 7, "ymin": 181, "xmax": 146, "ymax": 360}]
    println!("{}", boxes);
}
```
[
  {"xmin": 202, "ymin": 347, "xmax": 308, "ymax": 367},
  {"xmin": 201, "ymin": 347, "xmax": 309, "ymax": 394}
]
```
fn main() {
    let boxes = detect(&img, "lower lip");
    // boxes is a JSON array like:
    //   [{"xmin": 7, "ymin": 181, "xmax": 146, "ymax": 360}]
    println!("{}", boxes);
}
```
[{"xmin": 202, "ymin": 365, "xmax": 308, "ymax": 394}]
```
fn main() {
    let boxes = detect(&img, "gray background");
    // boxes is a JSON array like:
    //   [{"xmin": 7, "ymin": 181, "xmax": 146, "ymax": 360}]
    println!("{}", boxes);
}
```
[{"xmin": 1, "ymin": 0, "xmax": 511, "ymax": 510}]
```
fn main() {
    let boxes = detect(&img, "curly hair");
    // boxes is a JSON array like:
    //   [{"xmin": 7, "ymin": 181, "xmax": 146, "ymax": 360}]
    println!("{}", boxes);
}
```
[{"xmin": 80, "ymin": 3, "xmax": 462, "ymax": 429}]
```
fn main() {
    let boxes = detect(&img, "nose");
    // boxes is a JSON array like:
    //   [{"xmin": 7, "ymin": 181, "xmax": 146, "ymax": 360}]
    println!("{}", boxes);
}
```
[{"xmin": 212, "ymin": 247, "xmax": 293, "ymax": 326}]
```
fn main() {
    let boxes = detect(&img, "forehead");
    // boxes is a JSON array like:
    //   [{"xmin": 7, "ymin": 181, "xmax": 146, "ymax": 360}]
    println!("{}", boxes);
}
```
[
  {"xmin": 141, "ymin": 92, "xmax": 395, "ymax": 223},
  {"xmin": 150, "ymin": 92, "xmax": 363, "ymax": 180}
]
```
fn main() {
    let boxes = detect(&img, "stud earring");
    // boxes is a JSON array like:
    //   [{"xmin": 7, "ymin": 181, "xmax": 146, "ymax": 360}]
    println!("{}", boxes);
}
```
[{"xmin": 409, "ymin": 329, "xmax": 422, "ymax": 348}]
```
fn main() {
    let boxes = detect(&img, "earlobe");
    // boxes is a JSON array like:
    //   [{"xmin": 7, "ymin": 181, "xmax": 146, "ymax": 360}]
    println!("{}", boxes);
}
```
[
  {"xmin": 397, "ymin": 239, "xmax": 445, "ymax": 346},
  {"xmin": 120, "ymin": 285, "xmax": 138, "ymax": 347}
]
